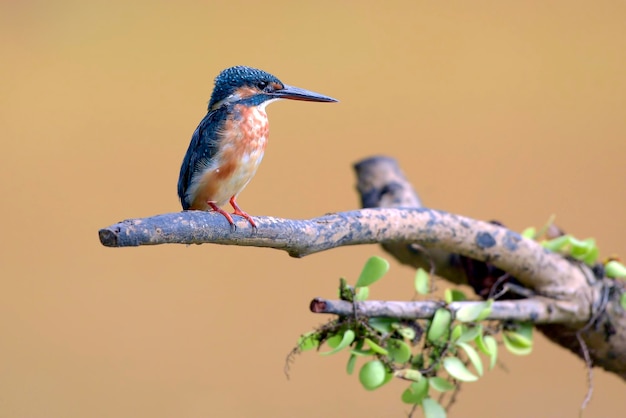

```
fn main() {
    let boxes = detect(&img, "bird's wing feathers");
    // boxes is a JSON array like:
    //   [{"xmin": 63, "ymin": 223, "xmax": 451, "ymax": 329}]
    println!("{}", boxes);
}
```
[{"xmin": 177, "ymin": 109, "xmax": 225, "ymax": 209}]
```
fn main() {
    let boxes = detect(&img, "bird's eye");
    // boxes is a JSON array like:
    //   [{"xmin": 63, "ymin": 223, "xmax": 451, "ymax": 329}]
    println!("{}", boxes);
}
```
[{"xmin": 257, "ymin": 81, "xmax": 269, "ymax": 91}]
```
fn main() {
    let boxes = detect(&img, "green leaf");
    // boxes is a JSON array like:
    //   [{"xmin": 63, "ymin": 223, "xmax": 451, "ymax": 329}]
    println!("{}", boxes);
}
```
[
  {"xmin": 456, "ymin": 342, "xmax": 484, "ymax": 376},
  {"xmin": 605, "ymin": 260, "xmax": 626, "ymax": 279},
  {"xmin": 355, "ymin": 286, "xmax": 370, "ymax": 301},
  {"xmin": 484, "ymin": 335, "xmax": 498, "ymax": 369},
  {"xmin": 521, "ymin": 227, "xmax": 536, "ymax": 239},
  {"xmin": 428, "ymin": 377, "xmax": 455, "ymax": 392},
  {"xmin": 297, "ymin": 332, "xmax": 319, "ymax": 351},
  {"xmin": 475, "ymin": 299, "xmax": 493, "ymax": 321},
  {"xmin": 320, "ymin": 330, "xmax": 355, "ymax": 355},
  {"xmin": 401, "ymin": 379, "xmax": 429, "ymax": 404},
  {"xmin": 387, "ymin": 339, "xmax": 412, "ymax": 363},
  {"xmin": 570, "ymin": 238, "xmax": 598, "ymax": 264},
  {"xmin": 427, "ymin": 309, "xmax": 452, "ymax": 342},
  {"xmin": 355, "ymin": 256, "xmax": 390, "ymax": 287},
  {"xmin": 443, "ymin": 357, "xmax": 478, "ymax": 382},
  {"xmin": 450, "ymin": 324, "xmax": 465, "ymax": 341},
  {"xmin": 364, "ymin": 337, "xmax": 389, "ymax": 355},
  {"xmin": 456, "ymin": 301, "xmax": 489, "ymax": 323},
  {"xmin": 503, "ymin": 332, "xmax": 532, "ymax": 356},
  {"xmin": 325, "ymin": 333, "xmax": 343, "ymax": 349},
  {"xmin": 422, "ymin": 397, "xmax": 447, "ymax": 418},
  {"xmin": 393, "ymin": 324, "xmax": 417, "ymax": 340},
  {"xmin": 504, "ymin": 322, "xmax": 533, "ymax": 348},
  {"xmin": 504, "ymin": 332, "xmax": 532, "ymax": 349},
  {"xmin": 456, "ymin": 325, "xmax": 481, "ymax": 344},
  {"xmin": 382, "ymin": 371, "xmax": 394, "ymax": 387},
  {"xmin": 444, "ymin": 289, "xmax": 467, "ymax": 303},
  {"xmin": 351, "ymin": 348, "xmax": 374, "ymax": 356},
  {"xmin": 346, "ymin": 354, "xmax": 357, "ymax": 375},
  {"xmin": 415, "ymin": 268, "xmax": 430, "ymax": 295},
  {"xmin": 474, "ymin": 332, "xmax": 491, "ymax": 356},
  {"xmin": 359, "ymin": 360, "xmax": 386, "ymax": 390},
  {"xmin": 542, "ymin": 234, "xmax": 571, "ymax": 251},
  {"xmin": 569, "ymin": 237, "xmax": 593, "ymax": 256},
  {"xmin": 395, "ymin": 368, "xmax": 422, "ymax": 382},
  {"xmin": 368, "ymin": 317, "xmax": 397, "ymax": 334},
  {"xmin": 582, "ymin": 245, "xmax": 599, "ymax": 265},
  {"xmin": 502, "ymin": 323, "xmax": 533, "ymax": 356},
  {"xmin": 620, "ymin": 293, "xmax": 626, "ymax": 310},
  {"xmin": 475, "ymin": 331, "xmax": 489, "ymax": 355}
]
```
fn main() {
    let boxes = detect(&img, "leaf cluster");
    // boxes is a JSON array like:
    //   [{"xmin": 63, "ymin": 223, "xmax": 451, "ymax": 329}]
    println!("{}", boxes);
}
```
[{"xmin": 294, "ymin": 257, "xmax": 535, "ymax": 417}]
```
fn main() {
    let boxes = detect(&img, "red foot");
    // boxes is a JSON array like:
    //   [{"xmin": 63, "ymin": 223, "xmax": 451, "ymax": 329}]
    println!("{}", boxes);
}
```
[
  {"xmin": 207, "ymin": 201, "xmax": 237, "ymax": 229},
  {"xmin": 229, "ymin": 196, "xmax": 257, "ymax": 229},
  {"xmin": 206, "ymin": 199, "xmax": 257, "ymax": 230}
]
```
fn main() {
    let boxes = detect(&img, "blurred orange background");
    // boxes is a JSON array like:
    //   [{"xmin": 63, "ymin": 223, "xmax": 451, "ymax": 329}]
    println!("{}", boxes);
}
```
[{"xmin": 1, "ymin": 1, "xmax": 625, "ymax": 417}]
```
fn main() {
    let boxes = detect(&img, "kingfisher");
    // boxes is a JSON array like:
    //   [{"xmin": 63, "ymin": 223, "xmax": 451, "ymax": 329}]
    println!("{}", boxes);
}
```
[{"xmin": 177, "ymin": 66, "xmax": 337, "ymax": 229}]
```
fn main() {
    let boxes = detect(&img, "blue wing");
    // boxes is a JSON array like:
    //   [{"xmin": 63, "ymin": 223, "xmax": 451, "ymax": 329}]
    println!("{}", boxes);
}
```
[{"xmin": 177, "ymin": 108, "xmax": 226, "ymax": 209}]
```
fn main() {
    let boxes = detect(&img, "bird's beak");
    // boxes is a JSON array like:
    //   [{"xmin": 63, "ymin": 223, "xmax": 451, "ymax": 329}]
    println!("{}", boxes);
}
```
[{"xmin": 271, "ymin": 84, "xmax": 338, "ymax": 103}]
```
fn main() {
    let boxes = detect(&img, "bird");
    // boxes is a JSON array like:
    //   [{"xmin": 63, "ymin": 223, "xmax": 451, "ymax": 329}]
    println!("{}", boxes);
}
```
[{"xmin": 177, "ymin": 65, "xmax": 337, "ymax": 229}]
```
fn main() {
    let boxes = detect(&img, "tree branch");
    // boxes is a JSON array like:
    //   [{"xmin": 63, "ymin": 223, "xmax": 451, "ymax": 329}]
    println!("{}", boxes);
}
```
[
  {"xmin": 100, "ymin": 208, "xmax": 589, "ymax": 297},
  {"xmin": 97, "ymin": 156, "xmax": 626, "ymax": 380},
  {"xmin": 310, "ymin": 297, "xmax": 579, "ymax": 323},
  {"xmin": 352, "ymin": 156, "xmax": 626, "ymax": 381}
]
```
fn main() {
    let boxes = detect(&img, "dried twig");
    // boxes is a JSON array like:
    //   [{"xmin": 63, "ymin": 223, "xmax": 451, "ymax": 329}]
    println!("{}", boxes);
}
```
[{"xmin": 309, "ymin": 297, "xmax": 582, "ymax": 323}]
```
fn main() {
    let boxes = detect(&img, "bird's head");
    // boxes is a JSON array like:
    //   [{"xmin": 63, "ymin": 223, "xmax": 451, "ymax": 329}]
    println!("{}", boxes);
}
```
[{"xmin": 208, "ymin": 66, "xmax": 337, "ymax": 111}]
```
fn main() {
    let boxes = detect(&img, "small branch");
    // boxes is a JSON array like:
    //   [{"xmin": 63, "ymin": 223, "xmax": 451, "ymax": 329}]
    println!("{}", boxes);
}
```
[{"xmin": 310, "ymin": 297, "xmax": 580, "ymax": 323}]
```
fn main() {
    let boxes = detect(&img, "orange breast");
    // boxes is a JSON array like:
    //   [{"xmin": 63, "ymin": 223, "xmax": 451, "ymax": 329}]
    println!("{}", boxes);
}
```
[{"xmin": 189, "ymin": 104, "xmax": 269, "ymax": 209}]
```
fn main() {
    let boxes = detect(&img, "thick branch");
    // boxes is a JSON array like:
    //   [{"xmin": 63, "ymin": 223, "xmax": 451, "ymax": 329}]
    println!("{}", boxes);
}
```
[
  {"xmin": 353, "ymin": 155, "xmax": 626, "ymax": 381},
  {"xmin": 354, "ymin": 156, "xmax": 467, "ymax": 284},
  {"xmin": 100, "ymin": 208, "xmax": 590, "ymax": 299}
]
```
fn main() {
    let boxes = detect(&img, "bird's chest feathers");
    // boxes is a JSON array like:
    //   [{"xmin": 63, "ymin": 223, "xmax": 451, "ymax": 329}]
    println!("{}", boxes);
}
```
[
  {"xmin": 217, "ymin": 105, "xmax": 269, "ymax": 180},
  {"xmin": 190, "ymin": 105, "xmax": 269, "ymax": 207}
]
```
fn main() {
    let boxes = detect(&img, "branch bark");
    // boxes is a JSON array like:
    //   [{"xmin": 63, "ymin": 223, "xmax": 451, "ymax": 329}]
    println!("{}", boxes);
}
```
[
  {"xmin": 99, "ymin": 209, "xmax": 588, "ymax": 296},
  {"xmin": 310, "ymin": 297, "xmax": 580, "ymax": 323},
  {"xmin": 98, "ymin": 156, "xmax": 626, "ymax": 380}
]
